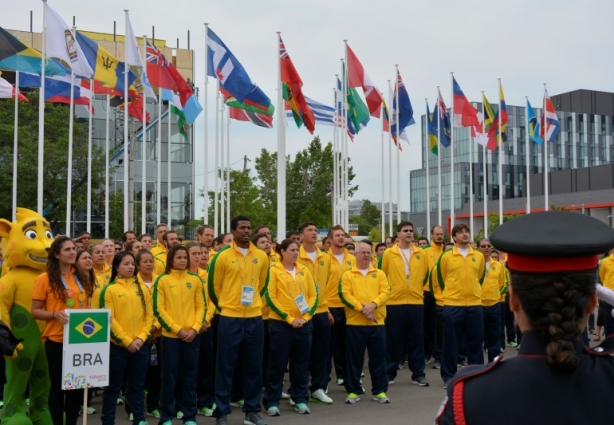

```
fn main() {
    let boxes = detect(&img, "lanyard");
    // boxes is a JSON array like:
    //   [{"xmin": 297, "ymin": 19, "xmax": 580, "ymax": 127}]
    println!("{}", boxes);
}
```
[
  {"xmin": 234, "ymin": 248, "xmax": 255, "ymax": 287},
  {"xmin": 60, "ymin": 273, "xmax": 85, "ymax": 307},
  {"xmin": 398, "ymin": 247, "xmax": 412, "ymax": 285}
]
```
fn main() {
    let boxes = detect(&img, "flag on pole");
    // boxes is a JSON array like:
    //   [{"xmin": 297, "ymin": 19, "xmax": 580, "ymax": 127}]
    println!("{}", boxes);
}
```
[
  {"xmin": 382, "ymin": 99, "xmax": 390, "ymax": 132},
  {"xmin": 145, "ymin": 40, "xmax": 175, "ymax": 90},
  {"xmin": 286, "ymin": 96, "xmax": 334, "ymax": 126},
  {"xmin": 279, "ymin": 35, "xmax": 315, "ymax": 134},
  {"xmin": 44, "ymin": 3, "xmax": 93, "ymax": 78},
  {"xmin": 112, "ymin": 94, "xmax": 150, "ymax": 123},
  {"xmin": 206, "ymin": 27, "xmax": 272, "ymax": 113},
  {"xmin": 426, "ymin": 102, "xmax": 438, "ymax": 155},
  {"xmin": 541, "ymin": 89, "xmax": 560, "ymax": 143},
  {"xmin": 391, "ymin": 69, "xmax": 414, "ymax": 144},
  {"xmin": 0, "ymin": 75, "xmax": 28, "ymax": 101},
  {"xmin": 0, "ymin": 27, "xmax": 67, "ymax": 76},
  {"xmin": 231, "ymin": 103, "xmax": 274, "ymax": 128},
  {"xmin": 161, "ymin": 88, "xmax": 189, "ymax": 140},
  {"xmin": 452, "ymin": 76, "xmax": 479, "ymax": 128},
  {"xmin": 475, "ymin": 93, "xmax": 498, "ymax": 151},
  {"xmin": 125, "ymin": 14, "xmax": 156, "ymax": 100},
  {"xmin": 345, "ymin": 44, "xmax": 382, "ymax": 118},
  {"xmin": 527, "ymin": 99, "xmax": 544, "ymax": 145},
  {"xmin": 19, "ymin": 73, "xmax": 91, "ymax": 109},
  {"xmin": 432, "ymin": 89, "xmax": 451, "ymax": 148}
]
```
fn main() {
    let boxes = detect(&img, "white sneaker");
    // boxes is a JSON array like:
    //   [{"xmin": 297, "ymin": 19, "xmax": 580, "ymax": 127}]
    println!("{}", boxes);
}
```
[
  {"xmin": 310, "ymin": 389, "xmax": 333, "ymax": 404},
  {"xmin": 281, "ymin": 392, "xmax": 290, "ymax": 400}
]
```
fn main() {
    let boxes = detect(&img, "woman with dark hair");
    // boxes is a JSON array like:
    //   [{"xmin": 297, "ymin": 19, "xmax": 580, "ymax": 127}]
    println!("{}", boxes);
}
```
[
  {"xmin": 436, "ymin": 211, "xmax": 614, "ymax": 425},
  {"xmin": 100, "ymin": 251, "xmax": 153, "ymax": 425},
  {"xmin": 263, "ymin": 239, "xmax": 317, "ymax": 416},
  {"xmin": 153, "ymin": 245, "xmax": 206, "ymax": 425},
  {"xmin": 126, "ymin": 240, "xmax": 144, "ymax": 257},
  {"xmin": 32, "ymin": 236, "xmax": 94, "ymax": 425}
]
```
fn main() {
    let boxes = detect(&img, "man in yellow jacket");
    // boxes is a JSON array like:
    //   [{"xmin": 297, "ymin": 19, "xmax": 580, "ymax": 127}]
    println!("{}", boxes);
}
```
[
  {"xmin": 477, "ymin": 238, "xmax": 505, "ymax": 362},
  {"xmin": 379, "ymin": 221, "xmax": 430, "ymax": 387},
  {"xmin": 598, "ymin": 247, "xmax": 614, "ymax": 336},
  {"xmin": 340, "ymin": 240, "xmax": 390, "ymax": 405},
  {"xmin": 423, "ymin": 226, "xmax": 446, "ymax": 369},
  {"xmin": 208, "ymin": 215, "xmax": 270, "ymax": 425},
  {"xmin": 435, "ymin": 224, "xmax": 485, "ymax": 388}
]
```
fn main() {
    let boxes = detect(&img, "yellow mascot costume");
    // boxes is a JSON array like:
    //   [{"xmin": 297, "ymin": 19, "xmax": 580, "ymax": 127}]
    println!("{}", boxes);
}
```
[{"xmin": 0, "ymin": 208, "xmax": 53, "ymax": 425}]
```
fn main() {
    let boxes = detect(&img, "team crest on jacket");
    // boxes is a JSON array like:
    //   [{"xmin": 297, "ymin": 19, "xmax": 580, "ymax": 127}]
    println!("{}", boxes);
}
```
[
  {"xmin": 492, "ymin": 265, "xmax": 496, "ymax": 271},
  {"xmin": 416, "ymin": 255, "xmax": 420, "ymax": 260},
  {"xmin": 299, "ymin": 270, "xmax": 305, "ymax": 276},
  {"xmin": 472, "ymin": 257, "xmax": 476, "ymax": 262},
  {"xmin": 186, "ymin": 282, "xmax": 192, "ymax": 289},
  {"xmin": 253, "ymin": 259, "xmax": 259, "ymax": 264},
  {"xmin": 320, "ymin": 260, "xmax": 324, "ymax": 266},
  {"xmin": 346, "ymin": 261, "xmax": 352, "ymax": 265},
  {"xmin": 371, "ymin": 273, "xmax": 377, "ymax": 278}
]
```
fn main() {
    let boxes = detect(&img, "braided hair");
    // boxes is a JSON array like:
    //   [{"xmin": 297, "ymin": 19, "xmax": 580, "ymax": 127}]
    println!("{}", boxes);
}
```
[
  {"xmin": 511, "ymin": 270, "xmax": 596, "ymax": 372},
  {"xmin": 110, "ymin": 251, "xmax": 146, "ymax": 315}
]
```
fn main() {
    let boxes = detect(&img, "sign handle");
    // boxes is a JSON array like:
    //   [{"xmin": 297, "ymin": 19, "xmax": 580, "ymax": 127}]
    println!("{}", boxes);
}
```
[{"xmin": 82, "ymin": 388, "xmax": 88, "ymax": 425}]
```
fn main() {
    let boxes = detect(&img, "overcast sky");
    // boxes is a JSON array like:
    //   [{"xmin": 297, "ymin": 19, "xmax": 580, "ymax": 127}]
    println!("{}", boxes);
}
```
[{"xmin": 4, "ymin": 0, "xmax": 614, "ymax": 220}]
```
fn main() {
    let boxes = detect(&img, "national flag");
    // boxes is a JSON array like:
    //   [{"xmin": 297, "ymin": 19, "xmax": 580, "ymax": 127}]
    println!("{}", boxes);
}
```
[
  {"xmin": 527, "ymin": 99, "xmax": 544, "ymax": 145},
  {"xmin": 206, "ymin": 27, "xmax": 271, "ymax": 112},
  {"xmin": 432, "ymin": 88, "xmax": 451, "ymax": 148},
  {"xmin": 68, "ymin": 312, "xmax": 107, "ymax": 344},
  {"xmin": 391, "ymin": 69, "xmax": 414, "ymax": 144},
  {"xmin": 44, "ymin": 3, "xmax": 93, "ymax": 78},
  {"xmin": 485, "ymin": 81, "xmax": 508, "ymax": 146},
  {"xmin": 226, "ymin": 95, "xmax": 275, "ymax": 116},
  {"xmin": 286, "ymin": 96, "xmax": 335, "ymax": 127},
  {"xmin": 145, "ymin": 40, "xmax": 175, "ymax": 90},
  {"xmin": 112, "ymin": 94, "xmax": 151, "ymax": 123},
  {"xmin": 426, "ymin": 102, "xmax": 438, "ymax": 155},
  {"xmin": 161, "ymin": 89, "xmax": 189, "ymax": 140},
  {"xmin": 335, "ymin": 78, "xmax": 356, "ymax": 139},
  {"xmin": 476, "ymin": 93, "xmax": 498, "ymax": 151},
  {"xmin": 19, "ymin": 73, "xmax": 91, "ymax": 109},
  {"xmin": 182, "ymin": 94, "xmax": 203, "ymax": 124},
  {"xmin": 80, "ymin": 78, "xmax": 121, "ymax": 96},
  {"xmin": 125, "ymin": 14, "xmax": 156, "ymax": 100},
  {"xmin": 541, "ymin": 89, "xmax": 560, "ymax": 143},
  {"xmin": 0, "ymin": 27, "xmax": 67, "ymax": 76},
  {"xmin": 279, "ymin": 35, "xmax": 315, "ymax": 134},
  {"xmin": 347, "ymin": 85, "xmax": 370, "ymax": 134},
  {"xmin": 0, "ymin": 75, "xmax": 28, "ymax": 101},
  {"xmin": 345, "ymin": 44, "xmax": 382, "ymax": 118},
  {"xmin": 452, "ymin": 76, "xmax": 479, "ymax": 128},
  {"xmin": 230, "ymin": 103, "xmax": 273, "ymax": 128},
  {"xmin": 382, "ymin": 99, "xmax": 390, "ymax": 132},
  {"xmin": 75, "ymin": 31, "xmax": 136, "ymax": 96}
]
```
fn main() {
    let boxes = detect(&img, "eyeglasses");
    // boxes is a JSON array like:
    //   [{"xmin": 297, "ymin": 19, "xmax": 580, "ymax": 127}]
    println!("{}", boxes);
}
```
[
  {"xmin": 401, "ymin": 229, "xmax": 414, "ymax": 233},
  {"xmin": 480, "ymin": 244, "xmax": 492, "ymax": 248},
  {"xmin": 115, "ymin": 247, "xmax": 122, "ymax": 251}
]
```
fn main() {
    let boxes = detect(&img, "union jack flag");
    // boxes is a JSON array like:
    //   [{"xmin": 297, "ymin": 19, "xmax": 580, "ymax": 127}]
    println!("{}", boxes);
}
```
[
  {"xmin": 279, "ymin": 40, "xmax": 289, "ymax": 60},
  {"xmin": 145, "ymin": 41, "xmax": 169, "ymax": 66}
]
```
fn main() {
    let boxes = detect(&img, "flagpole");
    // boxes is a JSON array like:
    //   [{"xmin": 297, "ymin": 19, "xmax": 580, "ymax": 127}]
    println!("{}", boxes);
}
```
[
  {"xmin": 481, "ymin": 92, "xmax": 488, "ymax": 237},
  {"xmin": 156, "ymin": 95, "xmax": 162, "ymax": 226},
  {"xmin": 381, "ymin": 95, "xmax": 386, "ymax": 242},
  {"xmin": 141, "ymin": 35, "xmax": 149, "ymax": 234},
  {"xmin": 12, "ymin": 71, "xmax": 20, "ymax": 221},
  {"xmin": 395, "ymin": 65, "xmax": 401, "ymax": 225},
  {"xmin": 437, "ymin": 87, "xmax": 442, "ymax": 227},
  {"xmin": 449, "ymin": 72, "xmax": 455, "ymax": 228},
  {"xmin": 38, "ymin": 0, "xmax": 47, "ymax": 215},
  {"xmin": 469, "ymin": 116, "xmax": 474, "ymax": 240},
  {"xmin": 214, "ymin": 81, "xmax": 220, "ymax": 235},
  {"xmin": 226, "ymin": 107, "xmax": 231, "ymax": 232},
  {"xmin": 167, "ymin": 101, "xmax": 172, "ymax": 229},
  {"xmin": 123, "ymin": 10, "xmax": 130, "ymax": 231},
  {"xmin": 388, "ymin": 79, "xmax": 393, "ymax": 237},
  {"xmin": 424, "ymin": 98, "xmax": 431, "ymax": 237},
  {"xmin": 333, "ymin": 80, "xmax": 339, "ymax": 225},
  {"xmin": 66, "ymin": 67, "xmax": 75, "ymax": 235},
  {"xmin": 341, "ymin": 49, "xmax": 349, "ymax": 231},
  {"xmin": 86, "ymin": 78, "xmax": 93, "ymax": 233},
  {"xmin": 220, "ymin": 97, "xmax": 225, "ymax": 234},
  {"xmin": 498, "ymin": 78, "xmax": 503, "ymax": 225},
  {"xmin": 543, "ymin": 83, "xmax": 549, "ymax": 211},
  {"xmin": 525, "ymin": 96, "xmax": 530, "ymax": 214},
  {"xmin": 204, "ymin": 23, "xmax": 209, "ymax": 225},
  {"xmin": 105, "ymin": 95, "xmax": 110, "ymax": 238},
  {"xmin": 341, "ymin": 54, "xmax": 347, "ymax": 230}
]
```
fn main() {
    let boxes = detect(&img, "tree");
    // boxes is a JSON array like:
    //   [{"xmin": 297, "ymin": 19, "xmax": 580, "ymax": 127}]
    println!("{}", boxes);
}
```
[
  {"xmin": 0, "ymin": 92, "xmax": 106, "ymax": 223},
  {"xmin": 360, "ymin": 199, "xmax": 381, "ymax": 228}
]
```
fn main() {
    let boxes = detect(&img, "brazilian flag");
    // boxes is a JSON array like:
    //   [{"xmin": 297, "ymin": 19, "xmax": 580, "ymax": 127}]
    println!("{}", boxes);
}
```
[{"xmin": 68, "ymin": 312, "xmax": 108, "ymax": 344}]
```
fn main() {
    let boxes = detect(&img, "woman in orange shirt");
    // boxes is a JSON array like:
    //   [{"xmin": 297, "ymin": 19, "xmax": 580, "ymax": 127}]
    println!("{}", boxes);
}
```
[{"xmin": 32, "ymin": 236, "xmax": 94, "ymax": 425}]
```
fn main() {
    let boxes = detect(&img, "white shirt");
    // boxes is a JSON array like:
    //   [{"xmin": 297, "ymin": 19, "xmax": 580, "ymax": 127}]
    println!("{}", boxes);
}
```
[
  {"xmin": 334, "ymin": 253, "xmax": 345, "ymax": 265},
  {"xmin": 238, "ymin": 247, "xmax": 249, "ymax": 257},
  {"xmin": 359, "ymin": 268, "xmax": 370, "ymax": 277},
  {"xmin": 457, "ymin": 247, "xmax": 469, "ymax": 258},
  {"xmin": 306, "ymin": 250, "xmax": 317, "ymax": 263}
]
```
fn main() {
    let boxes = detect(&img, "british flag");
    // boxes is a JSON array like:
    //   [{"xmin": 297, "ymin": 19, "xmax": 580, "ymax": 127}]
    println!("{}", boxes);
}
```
[{"xmin": 145, "ymin": 40, "xmax": 175, "ymax": 92}]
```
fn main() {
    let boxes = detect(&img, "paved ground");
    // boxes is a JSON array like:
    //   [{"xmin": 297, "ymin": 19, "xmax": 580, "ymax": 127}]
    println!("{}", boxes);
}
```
[{"xmin": 83, "ymin": 345, "xmax": 522, "ymax": 425}]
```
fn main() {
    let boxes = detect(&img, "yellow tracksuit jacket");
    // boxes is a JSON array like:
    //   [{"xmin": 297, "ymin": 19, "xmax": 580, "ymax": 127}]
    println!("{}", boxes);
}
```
[
  {"xmin": 266, "ymin": 262, "xmax": 318, "ymax": 325},
  {"xmin": 378, "ymin": 245, "xmax": 429, "ymax": 305},
  {"xmin": 436, "ymin": 246, "xmax": 486, "ymax": 307},
  {"xmin": 327, "ymin": 248, "xmax": 356, "ymax": 308},
  {"xmin": 100, "ymin": 277, "xmax": 154, "ymax": 347},
  {"xmin": 138, "ymin": 272, "xmax": 160, "ymax": 334},
  {"xmin": 423, "ymin": 244, "xmax": 445, "ymax": 291},
  {"xmin": 151, "ymin": 244, "xmax": 166, "ymax": 259},
  {"xmin": 599, "ymin": 254, "xmax": 614, "ymax": 291},
  {"xmin": 153, "ymin": 269, "xmax": 206, "ymax": 337},
  {"xmin": 339, "ymin": 266, "xmax": 390, "ymax": 326},
  {"xmin": 298, "ymin": 246, "xmax": 331, "ymax": 315},
  {"xmin": 481, "ymin": 259, "xmax": 506, "ymax": 307},
  {"xmin": 208, "ymin": 242, "xmax": 270, "ymax": 318}
]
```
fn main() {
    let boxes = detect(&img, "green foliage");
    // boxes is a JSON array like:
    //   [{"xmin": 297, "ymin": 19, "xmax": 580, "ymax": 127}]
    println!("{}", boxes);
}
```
[
  {"xmin": 0, "ymin": 92, "xmax": 106, "ymax": 223},
  {"xmin": 473, "ymin": 212, "xmax": 521, "ymax": 243},
  {"xmin": 368, "ymin": 227, "xmax": 382, "ymax": 242}
]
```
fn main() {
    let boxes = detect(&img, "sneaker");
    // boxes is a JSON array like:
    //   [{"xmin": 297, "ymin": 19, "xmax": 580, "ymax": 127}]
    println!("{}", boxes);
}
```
[
  {"xmin": 345, "ymin": 393, "xmax": 360, "ymax": 404},
  {"xmin": 388, "ymin": 379, "xmax": 395, "ymax": 385},
  {"xmin": 25, "ymin": 399, "xmax": 29, "ymax": 407},
  {"xmin": 294, "ymin": 403, "xmax": 310, "ymax": 414},
  {"xmin": 147, "ymin": 410, "xmax": 161, "ymax": 418},
  {"xmin": 129, "ymin": 413, "xmax": 134, "ymax": 421},
  {"xmin": 281, "ymin": 391, "xmax": 290, "ymax": 400},
  {"xmin": 184, "ymin": 421, "xmax": 197, "ymax": 425},
  {"xmin": 397, "ymin": 362, "xmax": 403, "ymax": 370},
  {"xmin": 138, "ymin": 422, "xmax": 148, "ymax": 425},
  {"xmin": 216, "ymin": 415, "xmax": 229, "ymax": 425},
  {"xmin": 310, "ymin": 389, "xmax": 333, "ymax": 404},
  {"xmin": 198, "ymin": 406, "xmax": 215, "ymax": 417},
  {"xmin": 432, "ymin": 360, "xmax": 441, "ymax": 369},
  {"xmin": 457, "ymin": 359, "xmax": 468, "ymax": 368},
  {"xmin": 244, "ymin": 412, "xmax": 267, "ymax": 425},
  {"xmin": 425, "ymin": 357, "xmax": 432, "ymax": 365},
  {"xmin": 361, "ymin": 372, "xmax": 365, "ymax": 378},
  {"xmin": 87, "ymin": 406, "xmax": 96, "ymax": 415},
  {"xmin": 336, "ymin": 378, "xmax": 344, "ymax": 385},
  {"xmin": 507, "ymin": 341, "xmax": 518, "ymax": 347},
  {"xmin": 443, "ymin": 381, "xmax": 449, "ymax": 389},
  {"xmin": 411, "ymin": 377, "xmax": 430, "ymax": 387},
  {"xmin": 117, "ymin": 397, "xmax": 124, "ymax": 405},
  {"xmin": 372, "ymin": 392, "xmax": 390, "ymax": 404},
  {"xmin": 231, "ymin": 400, "xmax": 245, "ymax": 408},
  {"xmin": 266, "ymin": 406, "xmax": 280, "ymax": 417},
  {"xmin": 160, "ymin": 420, "xmax": 172, "ymax": 425},
  {"xmin": 516, "ymin": 344, "xmax": 521, "ymax": 351},
  {"xmin": 176, "ymin": 411, "xmax": 183, "ymax": 419},
  {"xmin": 0, "ymin": 401, "xmax": 3, "ymax": 409}
]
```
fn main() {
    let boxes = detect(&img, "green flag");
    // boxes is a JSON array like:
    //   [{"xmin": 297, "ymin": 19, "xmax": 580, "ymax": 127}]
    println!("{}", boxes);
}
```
[
  {"xmin": 347, "ymin": 87, "xmax": 369, "ymax": 133},
  {"xmin": 171, "ymin": 104, "xmax": 189, "ymax": 141},
  {"xmin": 68, "ymin": 311, "xmax": 108, "ymax": 344}
]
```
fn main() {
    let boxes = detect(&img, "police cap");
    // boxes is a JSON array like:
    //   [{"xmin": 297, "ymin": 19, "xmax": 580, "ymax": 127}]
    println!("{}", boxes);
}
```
[{"xmin": 490, "ymin": 211, "xmax": 614, "ymax": 273}]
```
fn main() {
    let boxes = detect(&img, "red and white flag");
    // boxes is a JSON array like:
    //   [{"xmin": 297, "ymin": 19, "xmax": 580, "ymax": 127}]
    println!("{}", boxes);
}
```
[
  {"xmin": 0, "ymin": 76, "xmax": 27, "ymax": 101},
  {"xmin": 346, "ymin": 44, "xmax": 382, "ymax": 118}
]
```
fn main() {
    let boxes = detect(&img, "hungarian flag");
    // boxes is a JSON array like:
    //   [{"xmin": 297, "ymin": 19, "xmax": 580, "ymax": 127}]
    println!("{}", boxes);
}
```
[
  {"xmin": 279, "ymin": 35, "xmax": 315, "ymax": 134},
  {"xmin": 346, "ymin": 44, "xmax": 382, "ymax": 118}
]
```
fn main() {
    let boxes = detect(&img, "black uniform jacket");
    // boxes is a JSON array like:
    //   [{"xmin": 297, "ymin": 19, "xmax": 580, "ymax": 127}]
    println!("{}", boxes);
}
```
[{"xmin": 436, "ymin": 331, "xmax": 614, "ymax": 425}]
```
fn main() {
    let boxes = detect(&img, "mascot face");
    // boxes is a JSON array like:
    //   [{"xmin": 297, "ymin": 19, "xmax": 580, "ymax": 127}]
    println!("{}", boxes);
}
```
[{"xmin": 0, "ymin": 208, "xmax": 53, "ymax": 270}]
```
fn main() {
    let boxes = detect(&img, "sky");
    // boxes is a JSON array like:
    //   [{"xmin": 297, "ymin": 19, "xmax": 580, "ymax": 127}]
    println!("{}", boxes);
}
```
[{"xmin": 4, "ymin": 0, "xmax": 614, "ymax": 220}]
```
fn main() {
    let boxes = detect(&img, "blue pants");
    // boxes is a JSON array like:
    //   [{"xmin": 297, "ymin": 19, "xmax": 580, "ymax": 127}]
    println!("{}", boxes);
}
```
[
  {"xmin": 328, "ymin": 307, "xmax": 346, "ymax": 381},
  {"xmin": 159, "ymin": 336, "xmax": 200, "ymax": 423},
  {"xmin": 433, "ymin": 305, "xmax": 444, "ymax": 361},
  {"xmin": 345, "ymin": 326, "xmax": 387, "ymax": 396},
  {"xmin": 499, "ymin": 301, "xmax": 507, "ymax": 349},
  {"xmin": 603, "ymin": 301, "xmax": 614, "ymax": 337},
  {"xmin": 197, "ymin": 328, "xmax": 215, "ymax": 409},
  {"xmin": 263, "ymin": 320, "xmax": 313, "ymax": 407},
  {"xmin": 213, "ymin": 317, "xmax": 263, "ymax": 417},
  {"xmin": 309, "ymin": 312, "xmax": 331, "ymax": 392},
  {"xmin": 386, "ymin": 304, "xmax": 425, "ymax": 381},
  {"xmin": 482, "ymin": 304, "xmax": 501, "ymax": 363},
  {"xmin": 441, "ymin": 306, "xmax": 483, "ymax": 382},
  {"xmin": 102, "ymin": 342, "xmax": 150, "ymax": 425}
]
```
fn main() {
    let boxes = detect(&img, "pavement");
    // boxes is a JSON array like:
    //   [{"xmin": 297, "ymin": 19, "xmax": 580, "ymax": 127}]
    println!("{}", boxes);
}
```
[{"xmin": 83, "ymin": 345, "xmax": 523, "ymax": 425}]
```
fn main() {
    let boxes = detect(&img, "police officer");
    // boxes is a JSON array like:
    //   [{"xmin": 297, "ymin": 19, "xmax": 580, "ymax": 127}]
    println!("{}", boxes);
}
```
[{"xmin": 436, "ymin": 211, "xmax": 614, "ymax": 424}]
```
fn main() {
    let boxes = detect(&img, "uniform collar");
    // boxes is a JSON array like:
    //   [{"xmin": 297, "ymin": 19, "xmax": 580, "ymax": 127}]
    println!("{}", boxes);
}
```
[
  {"xmin": 518, "ymin": 330, "xmax": 584, "ymax": 356},
  {"xmin": 169, "ymin": 268, "xmax": 188, "ymax": 278}
]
